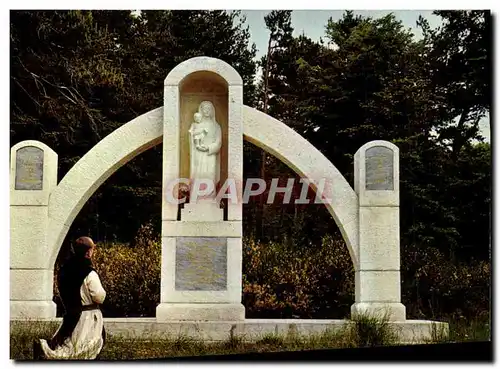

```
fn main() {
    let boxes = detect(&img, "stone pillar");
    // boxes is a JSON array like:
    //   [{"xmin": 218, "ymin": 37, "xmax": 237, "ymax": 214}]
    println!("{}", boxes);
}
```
[
  {"xmin": 351, "ymin": 140, "xmax": 406, "ymax": 321},
  {"xmin": 157, "ymin": 57, "xmax": 245, "ymax": 321},
  {"xmin": 10, "ymin": 140, "xmax": 58, "ymax": 319}
]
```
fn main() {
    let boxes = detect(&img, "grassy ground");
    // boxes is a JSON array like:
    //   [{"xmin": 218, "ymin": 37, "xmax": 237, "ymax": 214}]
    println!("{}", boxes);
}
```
[{"xmin": 10, "ymin": 316, "xmax": 490, "ymax": 361}]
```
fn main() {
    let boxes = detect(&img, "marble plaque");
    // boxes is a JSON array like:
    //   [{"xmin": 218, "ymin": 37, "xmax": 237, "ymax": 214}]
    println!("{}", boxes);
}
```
[
  {"xmin": 175, "ymin": 237, "xmax": 227, "ymax": 291},
  {"xmin": 15, "ymin": 146, "xmax": 44, "ymax": 190},
  {"xmin": 365, "ymin": 146, "xmax": 394, "ymax": 191}
]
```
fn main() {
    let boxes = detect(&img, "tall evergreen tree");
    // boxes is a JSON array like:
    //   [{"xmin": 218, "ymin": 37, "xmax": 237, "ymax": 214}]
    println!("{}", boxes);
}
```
[
  {"xmin": 254, "ymin": 10, "xmax": 294, "ymax": 241},
  {"xmin": 256, "ymin": 10, "xmax": 491, "ymax": 261},
  {"xmin": 418, "ymin": 11, "xmax": 491, "ymax": 157}
]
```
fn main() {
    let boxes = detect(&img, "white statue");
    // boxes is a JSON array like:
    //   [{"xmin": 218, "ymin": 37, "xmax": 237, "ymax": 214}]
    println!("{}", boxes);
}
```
[{"xmin": 188, "ymin": 101, "xmax": 222, "ymax": 199}]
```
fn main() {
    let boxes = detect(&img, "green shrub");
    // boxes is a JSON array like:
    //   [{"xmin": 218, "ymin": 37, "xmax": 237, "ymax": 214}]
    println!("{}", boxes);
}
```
[
  {"xmin": 51, "ymin": 229, "xmax": 489, "ymax": 321},
  {"xmin": 449, "ymin": 315, "xmax": 491, "ymax": 342},
  {"xmin": 401, "ymin": 244, "xmax": 490, "ymax": 320},
  {"xmin": 242, "ymin": 235, "xmax": 354, "ymax": 319},
  {"xmin": 93, "ymin": 223, "xmax": 161, "ymax": 317},
  {"xmin": 53, "ymin": 224, "xmax": 161, "ymax": 317},
  {"xmin": 349, "ymin": 313, "xmax": 398, "ymax": 347},
  {"xmin": 256, "ymin": 333, "xmax": 285, "ymax": 347}
]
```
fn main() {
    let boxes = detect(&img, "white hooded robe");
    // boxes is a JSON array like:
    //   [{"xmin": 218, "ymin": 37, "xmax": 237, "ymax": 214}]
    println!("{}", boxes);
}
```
[{"xmin": 40, "ymin": 271, "xmax": 106, "ymax": 360}]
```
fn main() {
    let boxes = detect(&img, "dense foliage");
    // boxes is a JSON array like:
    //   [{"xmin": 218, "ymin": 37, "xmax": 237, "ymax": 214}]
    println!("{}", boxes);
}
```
[
  {"xmin": 253, "ymin": 10, "xmax": 491, "ymax": 262},
  {"xmin": 12, "ymin": 10, "xmax": 491, "ymax": 320},
  {"xmin": 51, "ymin": 231, "xmax": 489, "ymax": 321}
]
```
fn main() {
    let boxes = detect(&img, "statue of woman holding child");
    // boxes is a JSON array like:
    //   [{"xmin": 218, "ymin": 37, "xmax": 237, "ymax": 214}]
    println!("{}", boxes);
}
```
[{"xmin": 188, "ymin": 101, "xmax": 222, "ymax": 199}]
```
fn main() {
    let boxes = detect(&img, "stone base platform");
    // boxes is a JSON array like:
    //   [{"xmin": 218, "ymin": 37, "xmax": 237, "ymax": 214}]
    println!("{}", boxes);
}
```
[
  {"xmin": 156, "ymin": 303, "xmax": 246, "ymax": 321},
  {"xmin": 11, "ymin": 318, "xmax": 448, "ymax": 344}
]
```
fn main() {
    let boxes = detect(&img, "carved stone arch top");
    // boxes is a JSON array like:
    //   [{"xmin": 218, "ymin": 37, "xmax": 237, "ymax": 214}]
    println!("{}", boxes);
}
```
[
  {"xmin": 181, "ymin": 71, "xmax": 228, "ymax": 95},
  {"xmin": 164, "ymin": 56, "xmax": 243, "ymax": 87}
]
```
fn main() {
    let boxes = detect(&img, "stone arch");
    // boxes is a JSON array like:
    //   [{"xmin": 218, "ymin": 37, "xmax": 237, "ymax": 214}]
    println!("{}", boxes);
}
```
[
  {"xmin": 46, "ymin": 107, "xmax": 164, "ymax": 269},
  {"xmin": 242, "ymin": 107, "xmax": 359, "ymax": 265},
  {"xmin": 46, "ymin": 106, "xmax": 359, "ymax": 268}
]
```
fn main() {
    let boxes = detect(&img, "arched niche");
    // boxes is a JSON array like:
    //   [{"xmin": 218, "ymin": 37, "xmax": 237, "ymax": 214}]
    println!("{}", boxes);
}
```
[{"xmin": 179, "ymin": 71, "xmax": 229, "ymax": 191}]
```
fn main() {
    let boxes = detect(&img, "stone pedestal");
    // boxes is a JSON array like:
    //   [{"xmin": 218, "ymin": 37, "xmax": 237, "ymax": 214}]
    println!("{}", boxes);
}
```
[
  {"xmin": 157, "ymin": 208, "xmax": 245, "ymax": 321},
  {"xmin": 156, "ymin": 303, "xmax": 245, "ymax": 321},
  {"xmin": 352, "ymin": 141, "xmax": 406, "ymax": 321},
  {"xmin": 10, "ymin": 141, "xmax": 58, "ymax": 319},
  {"xmin": 181, "ymin": 200, "xmax": 224, "ymax": 221},
  {"xmin": 157, "ymin": 200, "xmax": 244, "ymax": 321}
]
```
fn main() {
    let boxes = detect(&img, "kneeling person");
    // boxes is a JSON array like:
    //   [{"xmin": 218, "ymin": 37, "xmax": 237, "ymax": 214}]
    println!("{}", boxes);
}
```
[{"xmin": 39, "ymin": 236, "xmax": 106, "ymax": 360}]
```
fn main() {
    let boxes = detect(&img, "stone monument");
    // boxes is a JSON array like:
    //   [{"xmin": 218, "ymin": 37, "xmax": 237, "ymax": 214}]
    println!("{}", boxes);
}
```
[
  {"xmin": 157, "ymin": 58, "xmax": 244, "ymax": 321},
  {"xmin": 10, "ymin": 140, "xmax": 58, "ymax": 318},
  {"xmin": 10, "ymin": 56, "xmax": 447, "ymax": 343},
  {"xmin": 351, "ymin": 140, "xmax": 406, "ymax": 321}
]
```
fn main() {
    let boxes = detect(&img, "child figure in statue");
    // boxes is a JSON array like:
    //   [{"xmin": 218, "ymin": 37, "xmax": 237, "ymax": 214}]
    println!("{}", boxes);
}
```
[{"xmin": 189, "ymin": 112, "xmax": 208, "ymax": 150}]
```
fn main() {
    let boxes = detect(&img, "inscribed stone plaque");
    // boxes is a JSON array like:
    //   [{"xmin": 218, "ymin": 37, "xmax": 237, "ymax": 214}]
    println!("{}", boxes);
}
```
[
  {"xmin": 15, "ymin": 146, "xmax": 44, "ymax": 190},
  {"xmin": 175, "ymin": 237, "xmax": 227, "ymax": 291},
  {"xmin": 365, "ymin": 146, "xmax": 394, "ymax": 190}
]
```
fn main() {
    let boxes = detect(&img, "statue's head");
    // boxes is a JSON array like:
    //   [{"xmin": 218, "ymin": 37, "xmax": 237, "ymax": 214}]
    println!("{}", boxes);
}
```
[
  {"xmin": 199, "ymin": 101, "xmax": 215, "ymax": 119},
  {"xmin": 193, "ymin": 112, "xmax": 202, "ymax": 123}
]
